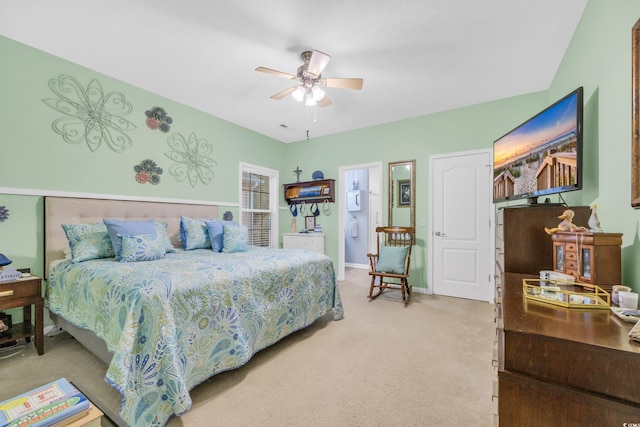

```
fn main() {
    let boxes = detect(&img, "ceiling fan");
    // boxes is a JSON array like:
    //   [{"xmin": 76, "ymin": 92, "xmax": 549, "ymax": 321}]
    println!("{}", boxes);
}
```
[{"xmin": 255, "ymin": 50, "xmax": 363, "ymax": 107}]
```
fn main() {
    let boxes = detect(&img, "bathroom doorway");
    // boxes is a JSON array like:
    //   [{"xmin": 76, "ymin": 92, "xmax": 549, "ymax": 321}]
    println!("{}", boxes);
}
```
[{"xmin": 338, "ymin": 162, "xmax": 382, "ymax": 281}]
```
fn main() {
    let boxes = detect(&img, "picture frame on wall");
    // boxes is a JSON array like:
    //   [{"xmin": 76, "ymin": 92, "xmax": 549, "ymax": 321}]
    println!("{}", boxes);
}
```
[
  {"xmin": 632, "ymin": 18, "xmax": 640, "ymax": 208},
  {"xmin": 398, "ymin": 179, "xmax": 411, "ymax": 207},
  {"xmin": 305, "ymin": 215, "xmax": 316, "ymax": 231}
]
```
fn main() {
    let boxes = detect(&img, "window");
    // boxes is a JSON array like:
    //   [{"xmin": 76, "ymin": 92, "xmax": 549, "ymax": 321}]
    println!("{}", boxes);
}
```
[{"xmin": 239, "ymin": 163, "xmax": 278, "ymax": 247}]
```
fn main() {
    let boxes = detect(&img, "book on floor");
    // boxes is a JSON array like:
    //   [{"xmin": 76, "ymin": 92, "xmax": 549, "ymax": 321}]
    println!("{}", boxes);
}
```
[{"xmin": 0, "ymin": 377, "xmax": 91, "ymax": 427}]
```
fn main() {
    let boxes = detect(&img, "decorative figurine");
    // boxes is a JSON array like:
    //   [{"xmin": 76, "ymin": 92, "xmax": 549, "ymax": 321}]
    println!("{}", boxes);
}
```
[
  {"xmin": 293, "ymin": 166, "xmax": 303, "ymax": 182},
  {"xmin": 544, "ymin": 209, "xmax": 588, "ymax": 235},
  {"xmin": 588, "ymin": 203, "xmax": 603, "ymax": 232}
]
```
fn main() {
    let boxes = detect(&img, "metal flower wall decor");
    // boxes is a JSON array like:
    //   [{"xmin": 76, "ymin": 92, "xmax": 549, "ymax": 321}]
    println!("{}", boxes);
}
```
[
  {"xmin": 0, "ymin": 206, "xmax": 9, "ymax": 222},
  {"xmin": 134, "ymin": 159, "xmax": 163, "ymax": 185},
  {"xmin": 165, "ymin": 132, "xmax": 217, "ymax": 187},
  {"xmin": 42, "ymin": 74, "xmax": 136, "ymax": 153},
  {"xmin": 145, "ymin": 107, "xmax": 172, "ymax": 133}
]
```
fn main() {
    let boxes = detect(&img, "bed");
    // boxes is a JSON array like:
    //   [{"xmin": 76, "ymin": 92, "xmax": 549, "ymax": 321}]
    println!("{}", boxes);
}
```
[{"xmin": 43, "ymin": 196, "xmax": 343, "ymax": 427}]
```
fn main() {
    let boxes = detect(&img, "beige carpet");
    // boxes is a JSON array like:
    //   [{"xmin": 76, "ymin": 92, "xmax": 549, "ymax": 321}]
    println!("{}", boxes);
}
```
[{"xmin": 0, "ymin": 268, "xmax": 496, "ymax": 426}]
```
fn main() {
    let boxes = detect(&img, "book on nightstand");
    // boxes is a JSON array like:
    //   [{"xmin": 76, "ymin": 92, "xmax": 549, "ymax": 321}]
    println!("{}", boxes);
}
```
[{"xmin": 0, "ymin": 378, "xmax": 91, "ymax": 427}]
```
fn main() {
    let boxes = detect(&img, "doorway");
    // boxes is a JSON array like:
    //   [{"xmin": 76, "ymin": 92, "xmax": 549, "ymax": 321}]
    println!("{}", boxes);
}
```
[
  {"xmin": 338, "ymin": 162, "xmax": 383, "ymax": 281},
  {"xmin": 429, "ymin": 149, "xmax": 493, "ymax": 302}
]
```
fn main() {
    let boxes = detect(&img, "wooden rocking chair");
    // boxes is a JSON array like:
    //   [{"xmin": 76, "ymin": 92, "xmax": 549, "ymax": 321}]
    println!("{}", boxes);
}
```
[{"xmin": 367, "ymin": 226, "xmax": 415, "ymax": 306}]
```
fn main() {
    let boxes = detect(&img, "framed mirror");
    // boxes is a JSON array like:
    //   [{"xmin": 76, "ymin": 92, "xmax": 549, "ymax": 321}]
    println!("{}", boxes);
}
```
[{"xmin": 388, "ymin": 160, "xmax": 416, "ymax": 228}]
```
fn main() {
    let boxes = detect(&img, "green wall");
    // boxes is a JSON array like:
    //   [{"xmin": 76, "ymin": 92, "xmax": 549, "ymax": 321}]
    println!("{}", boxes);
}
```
[{"xmin": 546, "ymin": 0, "xmax": 640, "ymax": 288}]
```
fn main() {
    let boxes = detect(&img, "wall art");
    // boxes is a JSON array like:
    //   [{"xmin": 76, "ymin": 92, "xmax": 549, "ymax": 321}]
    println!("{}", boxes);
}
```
[
  {"xmin": 145, "ymin": 106, "xmax": 172, "ymax": 133},
  {"xmin": 165, "ymin": 132, "xmax": 217, "ymax": 187},
  {"xmin": 134, "ymin": 159, "xmax": 163, "ymax": 185},
  {"xmin": 0, "ymin": 206, "xmax": 9, "ymax": 222},
  {"xmin": 632, "ymin": 19, "xmax": 640, "ymax": 207},
  {"xmin": 42, "ymin": 74, "xmax": 136, "ymax": 153}
]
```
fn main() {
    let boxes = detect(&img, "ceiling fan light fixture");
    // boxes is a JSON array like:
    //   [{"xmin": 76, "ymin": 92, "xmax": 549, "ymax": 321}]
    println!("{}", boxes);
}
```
[
  {"xmin": 304, "ymin": 94, "xmax": 317, "ymax": 106},
  {"xmin": 292, "ymin": 86, "xmax": 305, "ymax": 102},
  {"xmin": 311, "ymin": 86, "xmax": 325, "ymax": 101}
]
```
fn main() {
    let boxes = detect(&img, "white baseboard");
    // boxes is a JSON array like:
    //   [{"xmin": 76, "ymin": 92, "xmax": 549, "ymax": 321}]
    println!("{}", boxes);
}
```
[{"xmin": 345, "ymin": 263, "xmax": 369, "ymax": 269}]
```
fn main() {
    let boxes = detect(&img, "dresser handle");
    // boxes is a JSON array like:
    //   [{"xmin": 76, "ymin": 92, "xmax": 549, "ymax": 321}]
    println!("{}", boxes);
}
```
[{"xmin": 0, "ymin": 290, "xmax": 14, "ymax": 297}]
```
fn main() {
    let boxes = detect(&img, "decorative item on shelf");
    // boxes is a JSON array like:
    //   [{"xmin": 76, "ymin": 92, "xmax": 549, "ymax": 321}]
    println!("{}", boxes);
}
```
[
  {"xmin": 523, "ymin": 278, "xmax": 610, "ymax": 309},
  {"xmin": 0, "ymin": 254, "xmax": 21, "ymax": 283},
  {"xmin": 290, "ymin": 218, "xmax": 297, "ymax": 233},
  {"xmin": 294, "ymin": 166, "xmax": 303, "ymax": 182},
  {"xmin": 284, "ymin": 179, "xmax": 335, "ymax": 205},
  {"xmin": 314, "ymin": 223, "xmax": 322, "ymax": 233},
  {"xmin": 588, "ymin": 203, "xmax": 603, "ymax": 232},
  {"xmin": 312, "ymin": 170, "xmax": 324, "ymax": 180},
  {"xmin": 544, "ymin": 209, "xmax": 588, "ymax": 235},
  {"xmin": 305, "ymin": 215, "xmax": 316, "ymax": 231}
]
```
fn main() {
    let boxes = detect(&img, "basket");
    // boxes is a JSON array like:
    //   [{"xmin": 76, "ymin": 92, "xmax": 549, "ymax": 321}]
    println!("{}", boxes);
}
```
[{"xmin": 523, "ymin": 279, "xmax": 610, "ymax": 309}]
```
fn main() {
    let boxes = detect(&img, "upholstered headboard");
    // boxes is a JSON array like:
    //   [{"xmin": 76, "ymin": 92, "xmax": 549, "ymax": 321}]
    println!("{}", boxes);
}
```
[{"xmin": 44, "ymin": 196, "xmax": 219, "ymax": 278}]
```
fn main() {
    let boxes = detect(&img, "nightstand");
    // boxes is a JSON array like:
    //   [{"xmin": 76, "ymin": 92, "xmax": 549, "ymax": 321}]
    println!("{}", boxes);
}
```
[
  {"xmin": 282, "ymin": 233, "xmax": 325, "ymax": 254},
  {"xmin": 0, "ymin": 276, "xmax": 44, "ymax": 355}
]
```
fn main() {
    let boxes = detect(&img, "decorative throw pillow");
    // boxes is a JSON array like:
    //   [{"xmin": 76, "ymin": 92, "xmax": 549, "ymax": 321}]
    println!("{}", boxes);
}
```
[
  {"xmin": 103, "ymin": 218, "xmax": 157, "ymax": 260},
  {"xmin": 205, "ymin": 220, "xmax": 239, "ymax": 252},
  {"xmin": 180, "ymin": 216, "xmax": 215, "ymax": 250},
  {"xmin": 375, "ymin": 245, "xmax": 409, "ymax": 274},
  {"xmin": 62, "ymin": 222, "xmax": 115, "ymax": 263},
  {"xmin": 118, "ymin": 233, "xmax": 166, "ymax": 263},
  {"xmin": 222, "ymin": 223, "xmax": 248, "ymax": 253},
  {"xmin": 155, "ymin": 221, "xmax": 177, "ymax": 253},
  {"xmin": 204, "ymin": 220, "xmax": 224, "ymax": 252}
]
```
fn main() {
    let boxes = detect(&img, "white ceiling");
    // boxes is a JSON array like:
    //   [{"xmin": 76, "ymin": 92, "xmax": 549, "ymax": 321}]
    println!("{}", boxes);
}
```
[{"xmin": 0, "ymin": 1, "xmax": 588, "ymax": 144}]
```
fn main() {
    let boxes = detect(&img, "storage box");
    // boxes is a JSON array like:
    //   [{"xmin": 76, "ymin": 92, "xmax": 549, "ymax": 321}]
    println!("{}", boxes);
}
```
[{"xmin": 523, "ymin": 279, "xmax": 610, "ymax": 309}]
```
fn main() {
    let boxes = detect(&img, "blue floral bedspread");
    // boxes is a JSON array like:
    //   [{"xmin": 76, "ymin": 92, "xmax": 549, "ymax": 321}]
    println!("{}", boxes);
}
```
[{"xmin": 46, "ymin": 247, "xmax": 343, "ymax": 427}]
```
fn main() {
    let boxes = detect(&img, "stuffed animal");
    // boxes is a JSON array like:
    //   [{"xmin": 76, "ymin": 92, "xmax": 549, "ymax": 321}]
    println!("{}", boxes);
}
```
[{"xmin": 544, "ymin": 209, "xmax": 588, "ymax": 235}]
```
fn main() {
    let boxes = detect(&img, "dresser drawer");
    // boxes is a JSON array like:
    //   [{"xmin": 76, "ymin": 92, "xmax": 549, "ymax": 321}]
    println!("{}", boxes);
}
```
[
  {"xmin": 0, "ymin": 279, "xmax": 40, "ymax": 302},
  {"xmin": 564, "ymin": 260, "xmax": 578, "ymax": 270}
]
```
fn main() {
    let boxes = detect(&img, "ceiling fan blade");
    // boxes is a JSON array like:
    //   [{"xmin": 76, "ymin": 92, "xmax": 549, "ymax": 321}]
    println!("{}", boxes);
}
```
[
  {"xmin": 317, "ymin": 95, "xmax": 332, "ymax": 107},
  {"xmin": 270, "ymin": 86, "xmax": 297, "ymax": 99},
  {"xmin": 307, "ymin": 50, "xmax": 331, "ymax": 77},
  {"xmin": 255, "ymin": 67, "xmax": 296, "ymax": 80},
  {"xmin": 325, "ymin": 78, "xmax": 363, "ymax": 90}
]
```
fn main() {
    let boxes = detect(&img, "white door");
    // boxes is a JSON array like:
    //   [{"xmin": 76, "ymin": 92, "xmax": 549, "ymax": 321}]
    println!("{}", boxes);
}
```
[{"xmin": 430, "ymin": 150, "xmax": 493, "ymax": 302}]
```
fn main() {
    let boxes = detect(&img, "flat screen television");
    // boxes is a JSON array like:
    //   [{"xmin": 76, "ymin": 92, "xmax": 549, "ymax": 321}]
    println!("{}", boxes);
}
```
[{"xmin": 492, "ymin": 87, "xmax": 583, "ymax": 205}]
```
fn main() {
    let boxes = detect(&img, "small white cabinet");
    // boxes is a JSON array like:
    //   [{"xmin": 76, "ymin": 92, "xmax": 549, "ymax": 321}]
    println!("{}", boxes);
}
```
[{"xmin": 282, "ymin": 233, "xmax": 325, "ymax": 254}]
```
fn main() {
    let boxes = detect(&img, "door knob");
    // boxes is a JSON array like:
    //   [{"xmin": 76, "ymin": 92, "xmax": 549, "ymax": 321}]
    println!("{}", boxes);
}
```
[{"xmin": 435, "ymin": 231, "xmax": 446, "ymax": 237}]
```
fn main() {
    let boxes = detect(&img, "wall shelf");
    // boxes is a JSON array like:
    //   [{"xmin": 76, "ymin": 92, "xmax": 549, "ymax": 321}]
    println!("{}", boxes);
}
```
[{"xmin": 284, "ymin": 179, "xmax": 335, "ymax": 205}]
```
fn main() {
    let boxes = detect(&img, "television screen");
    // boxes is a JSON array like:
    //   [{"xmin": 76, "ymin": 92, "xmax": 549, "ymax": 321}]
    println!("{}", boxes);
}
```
[{"xmin": 493, "ymin": 87, "xmax": 583, "ymax": 204}]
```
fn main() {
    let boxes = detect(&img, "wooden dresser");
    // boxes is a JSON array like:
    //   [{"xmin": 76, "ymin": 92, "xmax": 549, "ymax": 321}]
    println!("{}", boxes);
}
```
[
  {"xmin": 498, "ymin": 273, "xmax": 640, "ymax": 426},
  {"xmin": 494, "ymin": 206, "xmax": 640, "ymax": 425}
]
